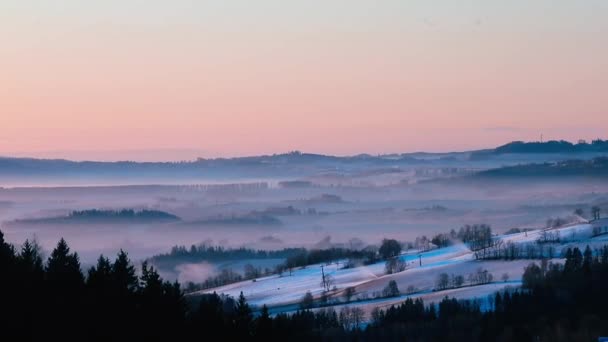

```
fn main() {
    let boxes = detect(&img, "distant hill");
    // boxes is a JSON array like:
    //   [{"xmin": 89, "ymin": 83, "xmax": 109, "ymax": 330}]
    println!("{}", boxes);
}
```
[
  {"xmin": 490, "ymin": 139, "xmax": 608, "ymax": 154},
  {"xmin": 473, "ymin": 157, "xmax": 608, "ymax": 179},
  {"xmin": 0, "ymin": 152, "xmax": 428, "ymax": 185},
  {"xmin": 9, "ymin": 209, "xmax": 180, "ymax": 225},
  {"xmin": 1, "ymin": 140, "xmax": 607, "ymax": 185}
]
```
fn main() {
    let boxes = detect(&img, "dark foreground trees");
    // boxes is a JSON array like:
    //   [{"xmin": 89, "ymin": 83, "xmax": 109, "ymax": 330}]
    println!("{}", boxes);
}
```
[
  {"xmin": 2, "ymin": 229, "xmax": 608, "ymax": 341},
  {"xmin": 0, "ymin": 231, "xmax": 186, "ymax": 340},
  {"xmin": 365, "ymin": 245, "xmax": 608, "ymax": 341}
]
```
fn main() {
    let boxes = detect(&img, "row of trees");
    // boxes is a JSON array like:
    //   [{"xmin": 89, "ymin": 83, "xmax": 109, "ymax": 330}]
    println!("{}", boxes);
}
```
[
  {"xmin": 537, "ymin": 229, "xmax": 561, "ymax": 244},
  {"xmin": 435, "ymin": 273, "xmax": 463, "ymax": 291},
  {"xmin": 457, "ymin": 224, "xmax": 494, "ymax": 251},
  {"xmin": 435, "ymin": 268, "xmax": 494, "ymax": 291},
  {"xmin": 300, "ymin": 279, "xmax": 401, "ymax": 311},
  {"xmin": 431, "ymin": 230, "xmax": 457, "ymax": 248},
  {"xmin": 475, "ymin": 240, "xmax": 567, "ymax": 260},
  {"xmin": 404, "ymin": 224, "xmax": 494, "ymax": 254},
  {"xmin": 283, "ymin": 247, "xmax": 379, "ymax": 271},
  {"xmin": 68, "ymin": 209, "xmax": 178, "ymax": 220},
  {"xmin": 151, "ymin": 244, "xmax": 305, "ymax": 271}
]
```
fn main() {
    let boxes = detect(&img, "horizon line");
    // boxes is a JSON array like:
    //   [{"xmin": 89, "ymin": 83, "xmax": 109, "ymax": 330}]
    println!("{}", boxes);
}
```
[{"xmin": 0, "ymin": 138, "xmax": 603, "ymax": 163}]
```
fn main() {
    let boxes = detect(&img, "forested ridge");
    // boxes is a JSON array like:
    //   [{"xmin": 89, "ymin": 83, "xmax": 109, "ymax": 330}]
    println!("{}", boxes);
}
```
[{"xmin": 473, "ymin": 157, "xmax": 608, "ymax": 179}]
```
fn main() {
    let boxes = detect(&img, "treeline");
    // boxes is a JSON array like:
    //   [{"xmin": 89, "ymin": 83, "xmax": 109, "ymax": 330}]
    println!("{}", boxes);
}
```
[
  {"xmin": 69, "ymin": 209, "xmax": 179, "ymax": 220},
  {"xmin": 493, "ymin": 139, "xmax": 608, "ymax": 154},
  {"xmin": 184, "ymin": 264, "xmax": 276, "ymax": 293},
  {"xmin": 11, "ymin": 208, "xmax": 181, "ymax": 225},
  {"xmin": 434, "ymin": 267, "xmax": 494, "ymax": 291},
  {"xmin": 475, "ymin": 157, "xmax": 608, "ymax": 179},
  {"xmin": 418, "ymin": 225, "xmax": 494, "ymax": 251},
  {"xmin": 2, "ymin": 228, "xmax": 608, "ymax": 340},
  {"xmin": 457, "ymin": 224, "xmax": 494, "ymax": 251},
  {"xmin": 150, "ymin": 245, "xmax": 305, "ymax": 269},
  {"xmin": 475, "ymin": 240, "xmax": 566, "ymax": 260},
  {"xmin": 184, "ymin": 269, "xmax": 245, "ymax": 293},
  {"xmin": 155, "ymin": 245, "xmax": 379, "ymax": 292},
  {"xmin": 283, "ymin": 248, "xmax": 379, "ymax": 271}
]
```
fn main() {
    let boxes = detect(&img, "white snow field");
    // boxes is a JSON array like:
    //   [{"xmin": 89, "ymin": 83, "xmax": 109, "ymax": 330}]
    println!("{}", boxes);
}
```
[{"xmin": 193, "ymin": 223, "xmax": 602, "ymax": 320}]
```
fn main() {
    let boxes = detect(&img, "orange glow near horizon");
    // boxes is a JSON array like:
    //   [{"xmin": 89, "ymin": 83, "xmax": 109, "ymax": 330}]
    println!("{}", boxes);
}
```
[{"xmin": 1, "ymin": 1, "xmax": 607, "ymax": 161}]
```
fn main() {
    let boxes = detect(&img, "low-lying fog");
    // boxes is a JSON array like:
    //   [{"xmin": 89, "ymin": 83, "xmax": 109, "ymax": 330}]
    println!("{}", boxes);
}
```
[{"xmin": 1, "ymin": 168, "xmax": 607, "ymax": 281}]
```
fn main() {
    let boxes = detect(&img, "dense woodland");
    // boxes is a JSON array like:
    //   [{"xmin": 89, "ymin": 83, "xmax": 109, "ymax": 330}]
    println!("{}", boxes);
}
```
[
  {"xmin": 151, "ymin": 244, "xmax": 379, "ymax": 272},
  {"xmin": 474, "ymin": 157, "xmax": 608, "ymax": 179},
  {"xmin": 492, "ymin": 139, "xmax": 608, "ymax": 154},
  {"xmin": 2, "ymin": 228, "xmax": 608, "ymax": 340},
  {"xmin": 151, "ymin": 244, "xmax": 305, "ymax": 266},
  {"xmin": 68, "ymin": 209, "xmax": 180, "ymax": 220},
  {"xmin": 11, "ymin": 209, "xmax": 180, "ymax": 225}
]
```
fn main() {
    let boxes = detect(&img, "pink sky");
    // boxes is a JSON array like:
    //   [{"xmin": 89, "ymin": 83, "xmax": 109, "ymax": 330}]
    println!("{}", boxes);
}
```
[{"xmin": 1, "ymin": 1, "xmax": 607, "ymax": 161}]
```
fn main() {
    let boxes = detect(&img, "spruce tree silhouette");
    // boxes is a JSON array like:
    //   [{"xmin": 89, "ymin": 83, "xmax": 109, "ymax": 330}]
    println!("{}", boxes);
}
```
[
  {"xmin": 16, "ymin": 239, "xmax": 45, "ymax": 337},
  {"xmin": 0, "ymin": 231, "xmax": 18, "ymax": 336},
  {"xmin": 0, "ymin": 230, "xmax": 16, "ymax": 268},
  {"xmin": 138, "ymin": 262, "xmax": 186, "ymax": 338},
  {"xmin": 235, "ymin": 291, "xmax": 253, "ymax": 338},
  {"xmin": 255, "ymin": 304, "xmax": 272, "ymax": 339},
  {"xmin": 86, "ymin": 255, "xmax": 114, "ymax": 338},
  {"xmin": 87, "ymin": 255, "xmax": 112, "ymax": 290},
  {"xmin": 18, "ymin": 239, "xmax": 44, "ymax": 277},
  {"xmin": 44, "ymin": 238, "xmax": 85, "ymax": 338},
  {"xmin": 111, "ymin": 250, "xmax": 139, "ymax": 338},
  {"xmin": 112, "ymin": 249, "xmax": 138, "ymax": 293},
  {"xmin": 583, "ymin": 245, "xmax": 593, "ymax": 275},
  {"xmin": 193, "ymin": 292, "xmax": 226, "ymax": 336},
  {"xmin": 46, "ymin": 238, "xmax": 84, "ymax": 289}
]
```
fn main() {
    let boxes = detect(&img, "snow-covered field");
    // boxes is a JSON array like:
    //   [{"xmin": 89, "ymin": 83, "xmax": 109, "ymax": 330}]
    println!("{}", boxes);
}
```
[{"xmin": 192, "ymin": 222, "xmax": 605, "ymax": 320}]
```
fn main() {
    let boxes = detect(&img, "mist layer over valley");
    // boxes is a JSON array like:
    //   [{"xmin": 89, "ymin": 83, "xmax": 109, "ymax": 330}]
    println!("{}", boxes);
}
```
[{"xmin": 2, "ymin": 141, "xmax": 608, "ymax": 287}]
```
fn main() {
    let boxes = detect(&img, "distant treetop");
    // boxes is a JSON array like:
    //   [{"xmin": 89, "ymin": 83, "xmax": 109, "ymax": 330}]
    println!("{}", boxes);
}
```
[{"xmin": 493, "ymin": 139, "xmax": 608, "ymax": 154}]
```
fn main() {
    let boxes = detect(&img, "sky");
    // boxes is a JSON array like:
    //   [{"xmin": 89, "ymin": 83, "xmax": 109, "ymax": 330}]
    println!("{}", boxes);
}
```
[{"xmin": 1, "ymin": 1, "xmax": 607, "ymax": 161}]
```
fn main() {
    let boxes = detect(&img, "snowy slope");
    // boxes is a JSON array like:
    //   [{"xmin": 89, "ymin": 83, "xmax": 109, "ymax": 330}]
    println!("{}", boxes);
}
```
[{"xmin": 192, "ymin": 223, "xmax": 599, "ymax": 319}]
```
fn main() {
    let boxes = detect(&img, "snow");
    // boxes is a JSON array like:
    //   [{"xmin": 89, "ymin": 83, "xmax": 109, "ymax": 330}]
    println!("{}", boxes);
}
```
[
  {"xmin": 498, "ymin": 223, "xmax": 593, "ymax": 245},
  {"xmin": 190, "ymin": 223, "xmax": 600, "ymax": 319},
  {"xmin": 193, "ymin": 243, "xmax": 518, "ymax": 308},
  {"xmin": 287, "ymin": 280, "xmax": 523, "ymax": 319}
]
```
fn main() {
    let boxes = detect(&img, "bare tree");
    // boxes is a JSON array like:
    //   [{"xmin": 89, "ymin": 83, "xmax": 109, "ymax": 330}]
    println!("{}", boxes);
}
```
[
  {"xmin": 451, "ymin": 274, "xmax": 464, "ymax": 288},
  {"xmin": 382, "ymin": 280, "xmax": 400, "ymax": 297},
  {"xmin": 343, "ymin": 286, "xmax": 356, "ymax": 302},
  {"xmin": 406, "ymin": 285, "xmax": 418, "ymax": 294},
  {"xmin": 351, "ymin": 307, "xmax": 364, "ymax": 329},
  {"xmin": 436, "ymin": 273, "xmax": 449, "ymax": 290},
  {"xmin": 244, "ymin": 264, "xmax": 260, "ymax": 280},
  {"xmin": 384, "ymin": 257, "xmax": 406, "ymax": 274},
  {"xmin": 320, "ymin": 269, "xmax": 335, "ymax": 292},
  {"xmin": 300, "ymin": 291, "xmax": 314, "ymax": 309},
  {"xmin": 339, "ymin": 307, "xmax": 365, "ymax": 330}
]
